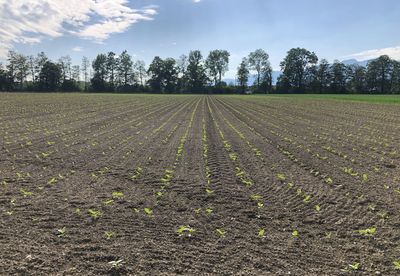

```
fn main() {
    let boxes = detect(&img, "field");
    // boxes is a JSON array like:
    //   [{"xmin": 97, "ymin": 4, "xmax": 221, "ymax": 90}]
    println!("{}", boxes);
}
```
[{"xmin": 1, "ymin": 93, "xmax": 399, "ymax": 275}]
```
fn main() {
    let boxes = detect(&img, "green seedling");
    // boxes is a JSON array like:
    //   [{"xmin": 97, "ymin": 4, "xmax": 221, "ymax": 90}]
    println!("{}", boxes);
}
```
[
  {"xmin": 362, "ymin": 173, "xmax": 368, "ymax": 182},
  {"xmin": 87, "ymin": 209, "xmax": 102, "ymax": 219},
  {"xmin": 144, "ymin": 208, "xmax": 153, "ymax": 216},
  {"xmin": 325, "ymin": 177, "xmax": 333, "ymax": 184},
  {"xmin": 357, "ymin": 227, "xmax": 376, "ymax": 236},
  {"xmin": 393, "ymin": 260, "xmax": 400, "ymax": 270},
  {"xmin": 258, "ymin": 228, "xmax": 266, "ymax": 238},
  {"xmin": 20, "ymin": 189, "xmax": 33, "ymax": 197},
  {"xmin": 103, "ymin": 199, "xmax": 114, "ymax": 205},
  {"xmin": 47, "ymin": 177, "xmax": 57, "ymax": 185},
  {"xmin": 325, "ymin": 232, "xmax": 332, "ymax": 239},
  {"xmin": 292, "ymin": 230, "xmax": 299, "ymax": 237},
  {"xmin": 109, "ymin": 259, "xmax": 123, "ymax": 269},
  {"xmin": 205, "ymin": 207, "xmax": 213, "ymax": 215},
  {"xmin": 349, "ymin": 262, "xmax": 360, "ymax": 270},
  {"xmin": 57, "ymin": 227, "xmax": 66, "ymax": 237},
  {"xmin": 205, "ymin": 188, "xmax": 214, "ymax": 195},
  {"xmin": 250, "ymin": 194, "xmax": 263, "ymax": 201},
  {"xmin": 104, "ymin": 231, "xmax": 115, "ymax": 240},
  {"xmin": 315, "ymin": 204, "xmax": 321, "ymax": 212},
  {"xmin": 216, "ymin": 228, "xmax": 226, "ymax": 238},
  {"xmin": 177, "ymin": 226, "xmax": 195, "ymax": 237},
  {"xmin": 303, "ymin": 195, "xmax": 311, "ymax": 203},
  {"xmin": 133, "ymin": 208, "xmax": 140, "ymax": 214},
  {"xmin": 257, "ymin": 202, "xmax": 264, "ymax": 209},
  {"xmin": 276, "ymin": 173, "xmax": 286, "ymax": 182},
  {"xmin": 112, "ymin": 191, "xmax": 124, "ymax": 199}
]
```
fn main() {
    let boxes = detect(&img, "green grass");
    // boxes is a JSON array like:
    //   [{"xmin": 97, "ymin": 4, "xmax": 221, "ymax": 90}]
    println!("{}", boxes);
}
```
[{"xmin": 251, "ymin": 94, "xmax": 400, "ymax": 104}]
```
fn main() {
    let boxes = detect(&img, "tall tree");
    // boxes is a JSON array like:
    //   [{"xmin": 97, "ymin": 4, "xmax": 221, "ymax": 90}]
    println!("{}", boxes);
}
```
[
  {"xmin": 186, "ymin": 50, "xmax": 208, "ymax": 93},
  {"xmin": 118, "ymin": 50, "xmax": 134, "ymax": 87},
  {"xmin": 7, "ymin": 51, "xmax": 29, "ymax": 90},
  {"xmin": 58, "ymin": 55, "xmax": 72, "ymax": 82},
  {"xmin": 39, "ymin": 61, "xmax": 61, "ymax": 91},
  {"xmin": 206, "ymin": 50, "xmax": 230, "ymax": 86},
  {"xmin": 315, "ymin": 59, "xmax": 331, "ymax": 93},
  {"xmin": 330, "ymin": 60, "xmax": 348, "ymax": 93},
  {"xmin": 277, "ymin": 48, "xmax": 318, "ymax": 93},
  {"xmin": 237, "ymin": 58, "xmax": 250, "ymax": 94},
  {"xmin": 248, "ymin": 49, "xmax": 272, "ymax": 93},
  {"xmin": 147, "ymin": 56, "xmax": 165, "ymax": 92},
  {"xmin": 163, "ymin": 58, "xmax": 178, "ymax": 93},
  {"xmin": 347, "ymin": 65, "xmax": 366, "ymax": 93},
  {"xmin": 81, "ymin": 56, "xmax": 90, "ymax": 91},
  {"xmin": 176, "ymin": 54, "xmax": 188, "ymax": 92},
  {"xmin": 91, "ymin": 54, "xmax": 108, "ymax": 92},
  {"xmin": 134, "ymin": 60, "xmax": 146, "ymax": 87},
  {"xmin": 106, "ymin": 52, "xmax": 118, "ymax": 91}
]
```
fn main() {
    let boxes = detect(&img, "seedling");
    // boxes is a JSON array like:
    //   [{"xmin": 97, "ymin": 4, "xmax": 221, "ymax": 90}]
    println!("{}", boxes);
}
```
[
  {"xmin": 393, "ymin": 260, "xmax": 400, "ymax": 270},
  {"xmin": 144, "ymin": 208, "xmax": 153, "ymax": 216},
  {"xmin": 205, "ymin": 188, "xmax": 214, "ymax": 196},
  {"xmin": 276, "ymin": 173, "xmax": 286, "ymax": 182},
  {"xmin": 47, "ymin": 177, "xmax": 57, "ymax": 185},
  {"xmin": 362, "ymin": 173, "xmax": 368, "ymax": 182},
  {"xmin": 315, "ymin": 204, "xmax": 321, "ymax": 212},
  {"xmin": 112, "ymin": 191, "xmax": 124, "ymax": 199},
  {"xmin": 292, "ymin": 230, "xmax": 299, "ymax": 237},
  {"xmin": 258, "ymin": 228, "xmax": 266, "ymax": 238},
  {"xmin": 104, "ymin": 231, "xmax": 115, "ymax": 240},
  {"xmin": 103, "ymin": 199, "xmax": 114, "ymax": 205},
  {"xmin": 216, "ymin": 228, "xmax": 226, "ymax": 238},
  {"xmin": 87, "ymin": 209, "xmax": 102, "ymax": 219},
  {"xmin": 325, "ymin": 177, "xmax": 333, "ymax": 184},
  {"xmin": 109, "ymin": 259, "xmax": 123, "ymax": 269},
  {"xmin": 348, "ymin": 262, "xmax": 360, "ymax": 270},
  {"xmin": 357, "ymin": 227, "xmax": 376, "ymax": 236},
  {"xmin": 177, "ymin": 226, "xmax": 195, "ymax": 237},
  {"xmin": 20, "ymin": 189, "xmax": 33, "ymax": 197},
  {"xmin": 57, "ymin": 227, "xmax": 66, "ymax": 237},
  {"xmin": 303, "ymin": 195, "xmax": 311, "ymax": 203},
  {"xmin": 205, "ymin": 207, "xmax": 213, "ymax": 215}
]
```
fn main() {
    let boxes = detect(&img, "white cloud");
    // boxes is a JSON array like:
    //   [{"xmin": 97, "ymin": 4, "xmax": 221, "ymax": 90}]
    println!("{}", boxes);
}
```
[
  {"xmin": 0, "ymin": 0, "xmax": 157, "ymax": 57},
  {"xmin": 193, "ymin": 0, "xmax": 202, "ymax": 3},
  {"xmin": 345, "ymin": 46, "xmax": 400, "ymax": 61},
  {"xmin": 72, "ymin": 46, "xmax": 83, "ymax": 52}
]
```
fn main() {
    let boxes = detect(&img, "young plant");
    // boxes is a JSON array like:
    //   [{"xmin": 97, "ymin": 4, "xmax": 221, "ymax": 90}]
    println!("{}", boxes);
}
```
[
  {"xmin": 292, "ymin": 230, "xmax": 299, "ymax": 238},
  {"xmin": 144, "ymin": 208, "xmax": 153, "ymax": 216},
  {"xmin": 216, "ymin": 228, "xmax": 226, "ymax": 238},
  {"xmin": 348, "ymin": 262, "xmax": 360, "ymax": 271},
  {"xmin": 112, "ymin": 191, "xmax": 124, "ymax": 199},
  {"xmin": 57, "ymin": 227, "xmax": 66, "ymax": 237},
  {"xmin": 177, "ymin": 226, "xmax": 195, "ymax": 237},
  {"xmin": 258, "ymin": 228, "xmax": 266, "ymax": 238},
  {"xmin": 109, "ymin": 259, "xmax": 123, "ymax": 270},
  {"xmin": 357, "ymin": 227, "xmax": 376, "ymax": 237},
  {"xmin": 393, "ymin": 260, "xmax": 400, "ymax": 270},
  {"xmin": 87, "ymin": 209, "xmax": 102, "ymax": 220},
  {"xmin": 104, "ymin": 231, "xmax": 115, "ymax": 240}
]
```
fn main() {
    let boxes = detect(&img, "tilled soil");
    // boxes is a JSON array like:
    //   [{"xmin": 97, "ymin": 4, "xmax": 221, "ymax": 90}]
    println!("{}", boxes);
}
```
[{"xmin": 0, "ymin": 93, "xmax": 399, "ymax": 275}]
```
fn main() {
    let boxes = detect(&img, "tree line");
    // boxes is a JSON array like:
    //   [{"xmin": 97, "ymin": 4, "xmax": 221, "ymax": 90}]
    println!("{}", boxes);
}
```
[{"xmin": 0, "ymin": 48, "xmax": 399, "ymax": 94}]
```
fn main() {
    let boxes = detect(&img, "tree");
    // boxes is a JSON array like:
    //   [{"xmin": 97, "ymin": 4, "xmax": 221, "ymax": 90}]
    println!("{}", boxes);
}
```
[
  {"xmin": 163, "ymin": 58, "xmax": 178, "ymax": 93},
  {"xmin": 147, "ymin": 56, "xmax": 165, "ymax": 92},
  {"xmin": 91, "ymin": 54, "xmax": 108, "ymax": 92},
  {"xmin": 367, "ymin": 55, "xmax": 394, "ymax": 94},
  {"xmin": 391, "ymin": 60, "xmax": 400, "ymax": 94},
  {"xmin": 7, "ymin": 51, "xmax": 29, "ymax": 90},
  {"xmin": 248, "ymin": 49, "xmax": 272, "ymax": 93},
  {"xmin": 117, "ymin": 50, "xmax": 134, "ymax": 87},
  {"xmin": 176, "ymin": 55, "xmax": 188, "ymax": 92},
  {"xmin": 347, "ymin": 65, "xmax": 366, "ymax": 93},
  {"xmin": 106, "ymin": 52, "xmax": 118, "ymax": 91},
  {"xmin": 237, "ymin": 58, "xmax": 250, "ymax": 93},
  {"xmin": 58, "ymin": 55, "xmax": 72, "ymax": 82},
  {"xmin": 81, "ymin": 57, "xmax": 90, "ymax": 91},
  {"xmin": 134, "ymin": 60, "xmax": 146, "ymax": 87},
  {"xmin": 330, "ymin": 60, "xmax": 348, "ymax": 93},
  {"xmin": 186, "ymin": 50, "xmax": 208, "ymax": 93},
  {"xmin": 206, "ymin": 50, "xmax": 230, "ymax": 86},
  {"xmin": 0, "ymin": 63, "xmax": 8, "ymax": 91},
  {"xmin": 315, "ymin": 59, "xmax": 331, "ymax": 93},
  {"xmin": 38, "ymin": 61, "xmax": 61, "ymax": 91},
  {"xmin": 277, "ymin": 48, "xmax": 318, "ymax": 93}
]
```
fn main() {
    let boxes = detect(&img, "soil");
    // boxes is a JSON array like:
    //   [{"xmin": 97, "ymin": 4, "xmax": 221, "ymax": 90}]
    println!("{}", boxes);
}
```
[{"xmin": 0, "ymin": 93, "xmax": 399, "ymax": 275}]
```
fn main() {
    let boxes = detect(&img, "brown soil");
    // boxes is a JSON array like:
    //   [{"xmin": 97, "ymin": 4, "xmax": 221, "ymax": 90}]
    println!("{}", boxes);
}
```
[{"xmin": 0, "ymin": 94, "xmax": 399, "ymax": 275}]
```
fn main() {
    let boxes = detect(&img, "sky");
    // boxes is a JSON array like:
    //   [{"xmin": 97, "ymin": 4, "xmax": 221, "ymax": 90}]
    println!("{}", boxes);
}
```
[{"xmin": 0, "ymin": 0, "xmax": 399, "ymax": 78}]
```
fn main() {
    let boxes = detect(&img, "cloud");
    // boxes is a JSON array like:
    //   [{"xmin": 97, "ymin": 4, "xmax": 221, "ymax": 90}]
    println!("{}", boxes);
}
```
[
  {"xmin": 345, "ymin": 46, "xmax": 400, "ymax": 61},
  {"xmin": 72, "ymin": 46, "xmax": 83, "ymax": 52},
  {"xmin": 0, "ymin": 0, "xmax": 157, "ymax": 57},
  {"xmin": 193, "ymin": 0, "xmax": 202, "ymax": 3}
]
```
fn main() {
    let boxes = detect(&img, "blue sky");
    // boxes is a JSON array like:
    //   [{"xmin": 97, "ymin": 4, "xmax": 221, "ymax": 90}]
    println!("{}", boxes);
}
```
[{"xmin": 1, "ymin": 0, "xmax": 399, "ymax": 78}]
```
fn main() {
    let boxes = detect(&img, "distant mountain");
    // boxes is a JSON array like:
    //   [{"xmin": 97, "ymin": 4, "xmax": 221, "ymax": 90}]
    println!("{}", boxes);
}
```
[
  {"xmin": 341, "ymin": 59, "xmax": 371, "ymax": 67},
  {"xmin": 223, "ymin": 71, "xmax": 282, "ymax": 86}
]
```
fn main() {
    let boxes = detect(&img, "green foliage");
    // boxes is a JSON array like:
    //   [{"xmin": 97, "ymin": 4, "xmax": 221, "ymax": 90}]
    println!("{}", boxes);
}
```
[
  {"xmin": 357, "ymin": 227, "xmax": 376, "ymax": 236},
  {"xmin": 216, "ymin": 228, "xmax": 226, "ymax": 238},
  {"xmin": 87, "ymin": 209, "xmax": 102, "ymax": 219}
]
